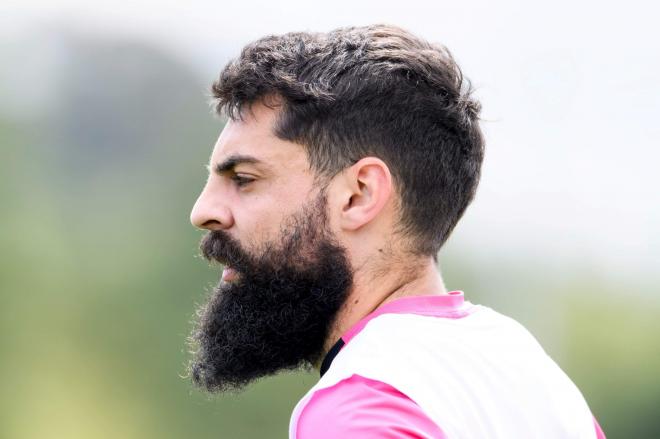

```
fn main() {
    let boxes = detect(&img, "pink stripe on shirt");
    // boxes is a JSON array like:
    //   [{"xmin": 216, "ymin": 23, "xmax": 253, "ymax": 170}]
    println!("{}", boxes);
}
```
[{"xmin": 297, "ymin": 374, "xmax": 447, "ymax": 438}]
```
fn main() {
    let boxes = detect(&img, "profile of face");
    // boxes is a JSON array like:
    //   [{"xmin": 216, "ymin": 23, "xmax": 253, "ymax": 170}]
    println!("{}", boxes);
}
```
[{"xmin": 188, "ymin": 104, "xmax": 354, "ymax": 393}]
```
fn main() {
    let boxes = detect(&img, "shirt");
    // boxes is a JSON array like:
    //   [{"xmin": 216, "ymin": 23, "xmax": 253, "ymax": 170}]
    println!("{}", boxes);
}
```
[{"xmin": 290, "ymin": 291, "xmax": 606, "ymax": 438}]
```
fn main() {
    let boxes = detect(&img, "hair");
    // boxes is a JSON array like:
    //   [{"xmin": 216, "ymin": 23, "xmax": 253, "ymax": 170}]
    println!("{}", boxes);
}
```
[{"xmin": 210, "ymin": 24, "xmax": 485, "ymax": 256}]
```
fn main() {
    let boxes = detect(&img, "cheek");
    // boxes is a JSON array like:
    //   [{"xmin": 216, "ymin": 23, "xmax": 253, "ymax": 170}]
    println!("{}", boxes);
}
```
[
  {"xmin": 234, "ymin": 176, "xmax": 315, "ymax": 244},
  {"xmin": 233, "ymin": 193, "xmax": 291, "ymax": 246}
]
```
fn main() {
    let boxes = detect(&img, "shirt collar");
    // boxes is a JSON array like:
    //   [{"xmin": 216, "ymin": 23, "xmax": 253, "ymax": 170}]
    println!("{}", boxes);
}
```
[{"xmin": 319, "ymin": 291, "xmax": 469, "ymax": 377}]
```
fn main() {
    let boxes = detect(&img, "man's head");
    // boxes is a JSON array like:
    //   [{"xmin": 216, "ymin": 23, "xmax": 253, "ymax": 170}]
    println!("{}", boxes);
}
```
[{"xmin": 188, "ymin": 24, "xmax": 484, "ymax": 392}]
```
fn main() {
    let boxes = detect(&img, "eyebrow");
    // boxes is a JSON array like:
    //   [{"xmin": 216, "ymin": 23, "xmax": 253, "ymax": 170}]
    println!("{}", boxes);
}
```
[{"xmin": 210, "ymin": 154, "xmax": 264, "ymax": 175}]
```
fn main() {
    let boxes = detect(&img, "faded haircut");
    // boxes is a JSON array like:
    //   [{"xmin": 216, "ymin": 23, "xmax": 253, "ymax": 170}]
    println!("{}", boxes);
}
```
[{"xmin": 210, "ymin": 24, "xmax": 485, "ymax": 256}]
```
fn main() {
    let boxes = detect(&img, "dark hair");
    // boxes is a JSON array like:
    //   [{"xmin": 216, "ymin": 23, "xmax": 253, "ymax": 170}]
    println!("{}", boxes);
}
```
[{"xmin": 211, "ymin": 24, "xmax": 484, "ymax": 256}]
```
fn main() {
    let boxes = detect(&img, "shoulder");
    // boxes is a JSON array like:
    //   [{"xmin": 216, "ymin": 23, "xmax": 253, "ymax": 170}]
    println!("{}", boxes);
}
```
[{"xmin": 296, "ymin": 373, "xmax": 446, "ymax": 439}]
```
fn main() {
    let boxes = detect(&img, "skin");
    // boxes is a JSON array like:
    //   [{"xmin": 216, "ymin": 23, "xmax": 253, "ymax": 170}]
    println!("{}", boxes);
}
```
[{"xmin": 190, "ymin": 101, "xmax": 448, "ymax": 368}]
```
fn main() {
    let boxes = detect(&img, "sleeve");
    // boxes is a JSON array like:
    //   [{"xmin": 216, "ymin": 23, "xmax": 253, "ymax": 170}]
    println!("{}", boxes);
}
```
[
  {"xmin": 594, "ymin": 416, "xmax": 606, "ymax": 439},
  {"xmin": 296, "ymin": 374, "xmax": 447, "ymax": 439}
]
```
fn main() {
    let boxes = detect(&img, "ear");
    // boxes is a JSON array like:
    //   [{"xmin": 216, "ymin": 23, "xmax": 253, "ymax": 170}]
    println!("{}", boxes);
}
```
[{"xmin": 338, "ymin": 157, "xmax": 393, "ymax": 231}]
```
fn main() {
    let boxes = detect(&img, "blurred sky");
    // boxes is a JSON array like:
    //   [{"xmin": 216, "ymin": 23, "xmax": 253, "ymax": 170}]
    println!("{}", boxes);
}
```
[{"xmin": 3, "ymin": 0, "xmax": 659, "ymax": 286}]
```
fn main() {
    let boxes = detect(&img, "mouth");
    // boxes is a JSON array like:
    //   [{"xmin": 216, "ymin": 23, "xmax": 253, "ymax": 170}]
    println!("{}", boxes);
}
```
[{"xmin": 222, "ymin": 266, "xmax": 240, "ymax": 282}]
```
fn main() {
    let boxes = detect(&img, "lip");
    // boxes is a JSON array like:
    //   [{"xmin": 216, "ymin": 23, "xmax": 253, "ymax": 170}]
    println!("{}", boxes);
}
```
[{"xmin": 222, "ymin": 266, "xmax": 239, "ymax": 282}]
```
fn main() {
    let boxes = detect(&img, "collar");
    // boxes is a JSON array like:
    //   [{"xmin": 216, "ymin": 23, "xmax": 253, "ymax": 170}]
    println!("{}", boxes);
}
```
[{"xmin": 319, "ymin": 291, "xmax": 470, "ymax": 377}]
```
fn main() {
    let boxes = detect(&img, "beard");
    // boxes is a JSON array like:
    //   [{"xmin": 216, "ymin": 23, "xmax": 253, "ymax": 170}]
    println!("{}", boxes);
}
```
[{"xmin": 187, "ymin": 192, "xmax": 353, "ymax": 393}]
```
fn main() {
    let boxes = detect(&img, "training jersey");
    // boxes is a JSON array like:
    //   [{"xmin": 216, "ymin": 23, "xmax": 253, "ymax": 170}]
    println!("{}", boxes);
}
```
[{"xmin": 289, "ymin": 291, "xmax": 606, "ymax": 438}]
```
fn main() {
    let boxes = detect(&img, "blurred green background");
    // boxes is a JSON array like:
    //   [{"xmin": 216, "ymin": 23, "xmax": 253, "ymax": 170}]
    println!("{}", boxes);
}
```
[{"xmin": 2, "ymin": 17, "xmax": 659, "ymax": 439}]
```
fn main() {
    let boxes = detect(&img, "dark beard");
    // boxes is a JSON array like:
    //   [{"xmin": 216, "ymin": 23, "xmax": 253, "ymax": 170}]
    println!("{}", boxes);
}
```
[{"xmin": 187, "ymin": 193, "xmax": 353, "ymax": 393}]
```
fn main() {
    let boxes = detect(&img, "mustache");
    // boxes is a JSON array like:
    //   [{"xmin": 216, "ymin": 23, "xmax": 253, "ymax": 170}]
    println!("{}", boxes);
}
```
[{"xmin": 199, "ymin": 230, "xmax": 249, "ymax": 269}]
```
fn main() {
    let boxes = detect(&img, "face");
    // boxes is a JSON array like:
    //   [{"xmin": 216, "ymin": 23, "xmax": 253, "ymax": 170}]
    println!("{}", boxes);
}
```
[
  {"xmin": 188, "ymin": 103, "xmax": 354, "ymax": 393},
  {"xmin": 190, "ymin": 103, "xmax": 319, "ymax": 254}
]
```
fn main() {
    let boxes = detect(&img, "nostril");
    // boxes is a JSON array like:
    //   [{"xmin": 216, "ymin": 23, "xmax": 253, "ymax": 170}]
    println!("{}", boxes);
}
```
[{"xmin": 201, "ymin": 219, "xmax": 224, "ymax": 230}]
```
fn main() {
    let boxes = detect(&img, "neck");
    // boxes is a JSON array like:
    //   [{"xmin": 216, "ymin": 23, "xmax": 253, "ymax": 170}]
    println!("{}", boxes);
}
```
[{"xmin": 317, "ymin": 256, "xmax": 447, "ymax": 369}]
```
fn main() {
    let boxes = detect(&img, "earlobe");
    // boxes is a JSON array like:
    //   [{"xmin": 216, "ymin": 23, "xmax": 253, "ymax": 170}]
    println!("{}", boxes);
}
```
[{"xmin": 339, "ymin": 157, "xmax": 392, "ymax": 231}]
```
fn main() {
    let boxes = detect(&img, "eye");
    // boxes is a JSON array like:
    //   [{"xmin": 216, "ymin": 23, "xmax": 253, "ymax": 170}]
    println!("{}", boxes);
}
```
[{"xmin": 231, "ymin": 174, "xmax": 255, "ymax": 188}]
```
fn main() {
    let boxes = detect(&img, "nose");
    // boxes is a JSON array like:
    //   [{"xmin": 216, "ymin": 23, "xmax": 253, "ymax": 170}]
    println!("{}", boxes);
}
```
[{"xmin": 190, "ymin": 185, "xmax": 234, "ymax": 231}]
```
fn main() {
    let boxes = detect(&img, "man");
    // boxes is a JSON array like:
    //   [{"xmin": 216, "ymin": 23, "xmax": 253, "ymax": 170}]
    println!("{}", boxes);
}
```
[{"xmin": 188, "ymin": 24, "xmax": 606, "ymax": 438}]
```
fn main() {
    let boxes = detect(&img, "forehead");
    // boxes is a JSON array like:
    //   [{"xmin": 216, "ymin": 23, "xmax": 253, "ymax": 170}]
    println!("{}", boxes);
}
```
[{"xmin": 210, "ymin": 103, "xmax": 309, "ymax": 172}]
